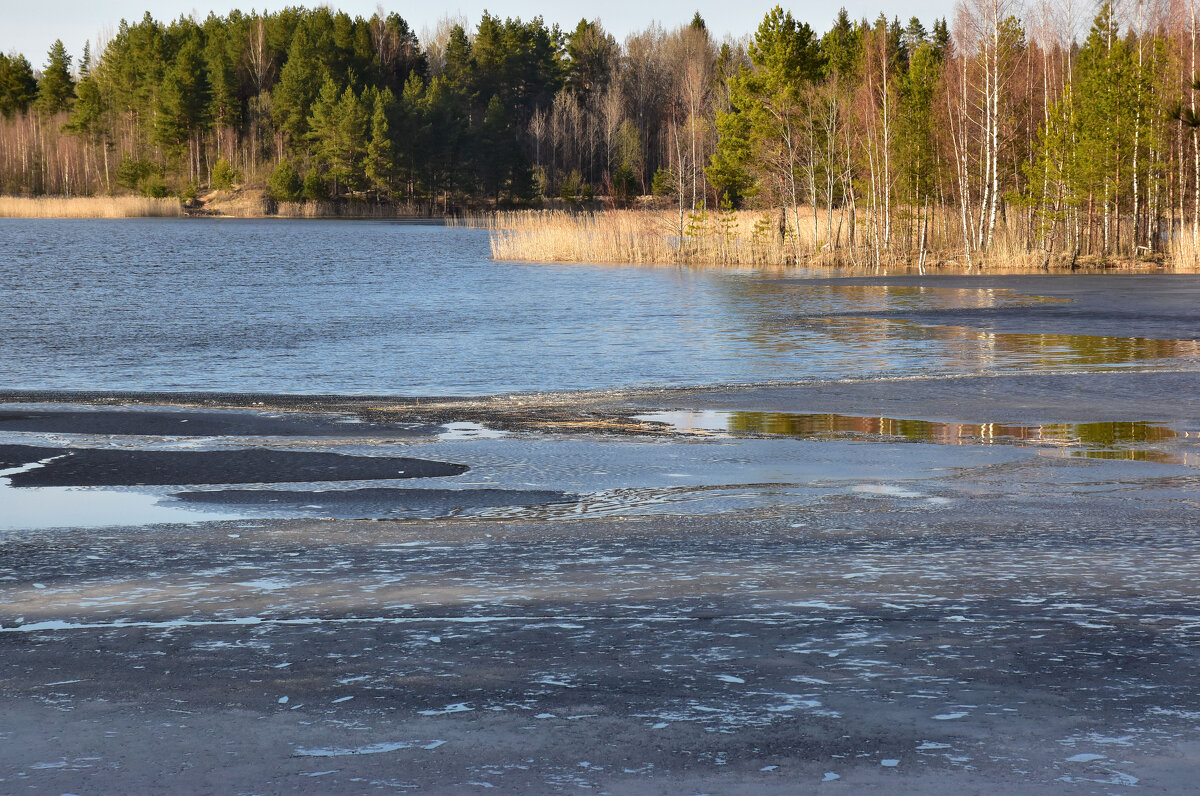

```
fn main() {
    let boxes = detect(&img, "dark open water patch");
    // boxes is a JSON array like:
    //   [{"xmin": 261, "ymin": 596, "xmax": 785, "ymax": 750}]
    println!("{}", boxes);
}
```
[
  {"xmin": 0, "ymin": 445, "xmax": 467, "ymax": 487},
  {"xmin": 0, "ymin": 408, "xmax": 437, "ymax": 438},
  {"xmin": 173, "ymin": 487, "xmax": 574, "ymax": 518}
]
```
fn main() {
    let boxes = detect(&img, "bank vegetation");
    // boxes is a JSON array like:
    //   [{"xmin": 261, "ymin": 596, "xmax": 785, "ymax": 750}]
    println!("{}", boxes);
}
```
[
  {"xmin": 0, "ymin": 1, "xmax": 1197, "ymax": 269},
  {"xmin": 0, "ymin": 195, "xmax": 181, "ymax": 218}
]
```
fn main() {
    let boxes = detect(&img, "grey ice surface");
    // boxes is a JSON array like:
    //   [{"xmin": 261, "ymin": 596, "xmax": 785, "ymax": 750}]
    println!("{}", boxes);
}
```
[{"xmin": 4, "ymin": 492, "xmax": 1200, "ymax": 793}]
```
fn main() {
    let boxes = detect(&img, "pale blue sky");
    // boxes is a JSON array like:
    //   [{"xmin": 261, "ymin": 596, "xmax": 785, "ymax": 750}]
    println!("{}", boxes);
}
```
[{"xmin": 3, "ymin": 1, "xmax": 957, "ymax": 68}]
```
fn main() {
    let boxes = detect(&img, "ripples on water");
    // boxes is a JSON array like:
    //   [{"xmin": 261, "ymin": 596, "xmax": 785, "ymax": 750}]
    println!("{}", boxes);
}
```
[{"xmin": 1, "ymin": 218, "xmax": 1195, "ymax": 395}]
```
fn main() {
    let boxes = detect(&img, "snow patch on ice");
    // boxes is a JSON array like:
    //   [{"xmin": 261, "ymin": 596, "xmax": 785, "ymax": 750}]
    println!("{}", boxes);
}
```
[
  {"xmin": 418, "ymin": 702, "xmax": 472, "ymax": 716},
  {"xmin": 295, "ymin": 742, "xmax": 411, "ymax": 757}
]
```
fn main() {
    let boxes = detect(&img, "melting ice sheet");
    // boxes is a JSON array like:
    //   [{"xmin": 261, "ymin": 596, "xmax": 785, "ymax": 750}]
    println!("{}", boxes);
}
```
[{"xmin": 0, "ymin": 460, "xmax": 238, "ymax": 532}]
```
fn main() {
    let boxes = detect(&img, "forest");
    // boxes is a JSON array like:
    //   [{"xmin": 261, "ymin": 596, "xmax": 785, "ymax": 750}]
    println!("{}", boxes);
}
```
[{"xmin": 0, "ymin": 2, "xmax": 1198, "ymax": 266}]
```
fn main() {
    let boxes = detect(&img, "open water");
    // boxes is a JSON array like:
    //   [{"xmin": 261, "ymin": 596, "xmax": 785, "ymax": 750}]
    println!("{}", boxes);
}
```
[{"xmin": 2, "ymin": 217, "xmax": 1198, "ymax": 395}]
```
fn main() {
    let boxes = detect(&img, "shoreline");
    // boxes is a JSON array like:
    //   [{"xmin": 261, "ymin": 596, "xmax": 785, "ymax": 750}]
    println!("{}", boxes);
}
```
[
  {"xmin": 2, "ymin": 195, "xmax": 1190, "ymax": 272},
  {"xmin": 6, "ymin": 366, "xmax": 1200, "ymax": 432}
]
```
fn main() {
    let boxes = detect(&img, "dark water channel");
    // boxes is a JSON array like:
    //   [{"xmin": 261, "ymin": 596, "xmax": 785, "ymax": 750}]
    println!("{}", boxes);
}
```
[{"xmin": 3, "ymin": 218, "xmax": 1198, "ymax": 394}]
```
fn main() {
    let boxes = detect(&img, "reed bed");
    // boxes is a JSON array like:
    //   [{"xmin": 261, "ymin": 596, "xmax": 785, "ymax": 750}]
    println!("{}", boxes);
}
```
[
  {"xmin": 273, "ymin": 200, "xmax": 428, "ymax": 219},
  {"xmin": 1169, "ymin": 232, "xmax": 1200, "ymax": 271},
  {"xmin": 0, "ymin": 195, "xmax": 183, "ymax": 218},
  {"xmin": 478, "ymin": 208, "xmax": 1030, "ymax": 270},
  {"xmin": 482, "ymin": 209, "xmax": 806, "ymax": 267},
  {"xmin": 478, "ymin": 208, "xmax": 1191, "ymax": 272}
]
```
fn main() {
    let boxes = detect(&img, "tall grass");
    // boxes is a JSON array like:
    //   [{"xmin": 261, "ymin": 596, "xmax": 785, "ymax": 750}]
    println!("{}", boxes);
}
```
[
  {"xmin": 1169, "ymin": 230, "xmax": 1199, "ymax": 271},
  {"xmin": 478, "ymin": 208, "xmax": 997, "ymax": 270},
  {"xmin": 0, "ymin": 195, "xmax": 182, "ymax": 218},
  {"xmin": 477, "ymin": 208, "xmax": 1189, "ymax": 272},
  {"xmin": 481, "ymin": 209, "xmax": 802, "ymax": 267},
  {"xmin": 272, "ymin": 200, "xmax": 429, "ymax": 218}
]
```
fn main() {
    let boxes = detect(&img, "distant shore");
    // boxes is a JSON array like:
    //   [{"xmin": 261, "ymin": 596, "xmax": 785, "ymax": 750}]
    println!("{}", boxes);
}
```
[
  {"xmin": 0, "ymin": 192, "xmax": 442, "ymax": 221},
  {"xmin": 3, "ymin": 194, "xmax": 1194, "ymax": 273}
]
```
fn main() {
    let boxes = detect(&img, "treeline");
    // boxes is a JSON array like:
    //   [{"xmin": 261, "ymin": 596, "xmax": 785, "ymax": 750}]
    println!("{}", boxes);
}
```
[
  {"xmin": 0, "ymin": 6, "xmax": 719, "ymax": 211},
  {"xmin": 0, "ymin": 2, "xmax": 1198, "ymax": 264}
]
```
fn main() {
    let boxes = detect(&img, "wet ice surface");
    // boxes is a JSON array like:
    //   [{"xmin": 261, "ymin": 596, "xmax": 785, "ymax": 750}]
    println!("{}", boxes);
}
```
[
  {"xmin": 4, "ymin": 498, "xmax": 1200, "ymax": 792},
  {"xmin": 1, "ymin": 401, "xmax": 1200, "ymax": 794},
  {"xmin": 2, "ymin": 414, "xmax": 1200, "ymax": 792}
]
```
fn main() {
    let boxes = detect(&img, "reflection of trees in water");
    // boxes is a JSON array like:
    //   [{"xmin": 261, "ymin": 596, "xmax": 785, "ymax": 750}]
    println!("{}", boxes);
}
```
[
  {"xmin": 707, "ymin": 277, "xmax": 1197, "ymax": 373},
  {"xmin": 722, "ymin": 412, "xmax": 1178, "ymax": 454},
  {"xmin": 972, "ymin": 332, "xmax": 1200, "ymax": 367}
]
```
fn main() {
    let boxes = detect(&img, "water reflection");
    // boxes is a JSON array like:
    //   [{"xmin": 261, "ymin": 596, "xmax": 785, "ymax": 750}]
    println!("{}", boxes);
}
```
[
  {"xmin": 796, "ymin": 317, "xmax": 1200, "ymax": 372},
  {"xmin": 637, "ymin": 410, "xmax": 1195, "ymax": 464},
  {"xmin": 720, "ymin": 280, "xmax": 1068, "ymax": 315},
  {"xmin": 0, "ymin": 460, "xmax": 239, "ymax": 531}
]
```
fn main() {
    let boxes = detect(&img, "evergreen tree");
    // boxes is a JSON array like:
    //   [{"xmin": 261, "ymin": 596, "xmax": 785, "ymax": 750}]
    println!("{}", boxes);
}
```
[
  {"xmin": 64, "ymin": 69, "xmax": 107, "ymax": 143},
  {"xmin": 274, "ymin": 23, "xmax": 326, "ymax": 148},
  {"xmin": 708, "ymin": 5, "xmax": 823, "ymax": 225},
  {"xmin": 478, "ymin": 93, "xmax": 517, "ymax": 199},
  {"xmin": 820, "ymin": 9, "xmax": 862, "ymax": 83},
  {"xmin": 204, "ymin": 25, "xmax": 240, "ymax": 135},
  {"xmin": 308, "ymin": 76, "xmax": 366, "ymax": 197},
  {"xmin": 154, "ymin": 35, "xmax": 209, "ymax": 156},
  {"xmin": 302, "ymin": 165, "xmax": 328, "ymax": 200},
  {"xmin": 394, "ymin": 72, "xmax": 429, "ymax": 202},
  {"xmin": 443, "ymin": 26, "xmax": 474, "ymax": 93},
  {"xmin": 895, "ymin": 41, "xmax": 942, "ymax": 204},
  {"xmin": 268, "ymin": 158, "xmax": 302, "ymax": 201},
  {"xmin": 564, "ymin": 19, "xmax": 617, "ymax": 99},
  {"xmin": 363, "ymin": 88, "xmax": 395, "ymax": 200},
  {"xmin": 1073, "ymin": 3, "xmax": 1138, "ymax": 253},
  {"xmin": 930, "ymin": 19, "xmax": 951, "ymax": 59},
  {"xmin": 0, "ymin": 53, "xmax": 38, "ymax": 117},
  {"xmin": 36, "ymin": 39, "xmax": 75, "ymax": 114}
]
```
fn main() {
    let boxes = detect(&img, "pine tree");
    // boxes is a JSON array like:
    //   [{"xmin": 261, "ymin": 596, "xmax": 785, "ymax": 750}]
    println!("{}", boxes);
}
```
[
  {"xmin": 308, "ymin": 76, "xmax": 367, "ymax": 197},
  {"xmin": 0, "ymin": 53, "xmax": 39, "ymax": 117},
  {"xmin": 154, "ymin": 35, "xmax": 210, "ymax": 157},
  {"xmin": 708, "ymin": 6, "xmax": 823, "ymax": 249},
  {"xmin": 268, "ymin": 159, "xmax": 302, "ymax": 201},
  {"xmin": 274, "ymin": 23, "xmax": 326, "ymax": 149},
  {"xmin": 205, "ymin": 27, "xmax": 240, "ymax": 139},
  {"xmin": 1073, "ymin": 3, "xmax": 1138, "ymax": 254},
  {"xmin": 363, "ymin": 88, "xmax": 395, "ymax": 201},
  {"xmin": 36, "ymin": 39, "xmax": 75, "ymax": 114}
]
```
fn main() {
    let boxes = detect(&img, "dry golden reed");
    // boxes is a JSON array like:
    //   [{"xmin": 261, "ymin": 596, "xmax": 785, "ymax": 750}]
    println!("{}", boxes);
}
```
[
  {"xmin": 478, "ymin": 209, "xmax": 804, "ymax": 267},
  {"xmin": 1169, "ymin": 231, "xmax": 1199, "ymax": 271},
  {"xmin": 474, "ymin": 208, "xmax": 1193, "ymax": 272},
  {"xmin": 0, "ymin": 196, "xmax": 182, "ymax": 219},
  {"xmin": 473, "ymin": 208, "xmax": 1033, "ymax": 271}
]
